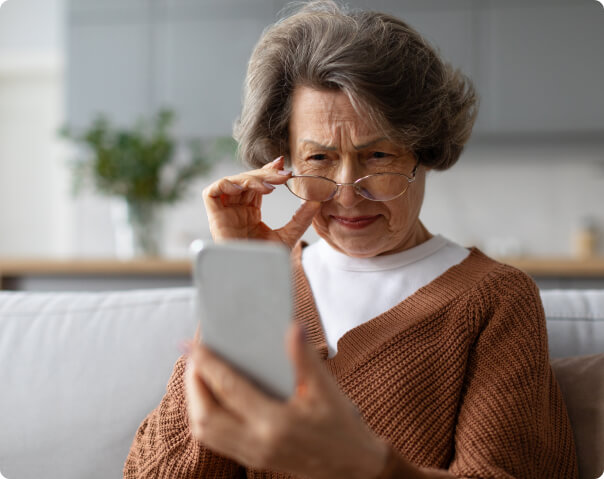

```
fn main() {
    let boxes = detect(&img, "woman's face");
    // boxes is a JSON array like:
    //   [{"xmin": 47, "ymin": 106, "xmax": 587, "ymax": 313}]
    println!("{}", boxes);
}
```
[{"xmin": 288, "ymin": 86, "xmax": 430, "ymax": 258}]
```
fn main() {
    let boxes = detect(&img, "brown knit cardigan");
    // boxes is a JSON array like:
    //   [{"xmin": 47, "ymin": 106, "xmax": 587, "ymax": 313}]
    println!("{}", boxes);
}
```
[{"xmin": 124, "ymin": 245, "xmax": 578, "ymax": 478}]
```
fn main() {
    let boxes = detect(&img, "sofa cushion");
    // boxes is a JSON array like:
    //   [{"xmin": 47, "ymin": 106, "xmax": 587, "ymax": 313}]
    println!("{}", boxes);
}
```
[
  {"xmin": 0, "ymin": 288, "xmax": 197, "ymax": 479},
  {"xmin": 541, "ymin": 290, "xmax": 604, "ymax": 358},
  {"xmin": 1, "ymin": 287, "xmax": 602, "ymax": 479},
  {"xmin": 551, "ymin": 353, "xmax": 604, "ymax": 479}
]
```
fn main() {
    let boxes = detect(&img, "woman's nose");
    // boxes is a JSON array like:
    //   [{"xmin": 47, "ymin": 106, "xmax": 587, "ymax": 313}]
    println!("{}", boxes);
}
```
[
  {"xmin": 334, "ymin": 182, "xmax": 364, "ymax": 208},
  {"xmin": 333, "ymin": 164, "xmax": 364, "ymax": 208}
]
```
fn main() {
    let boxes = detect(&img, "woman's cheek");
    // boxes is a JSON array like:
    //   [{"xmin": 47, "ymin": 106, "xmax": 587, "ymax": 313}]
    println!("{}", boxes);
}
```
[
  {"xmin": 383, "ymin": 200, "xmax": 406, "ymax": 232},
  {"xmin": 311, "ymin": 213, "xmax": 329, "ymax": 236}
]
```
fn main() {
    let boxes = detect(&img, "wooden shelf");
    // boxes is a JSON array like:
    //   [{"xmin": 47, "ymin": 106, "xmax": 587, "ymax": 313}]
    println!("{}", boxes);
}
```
[
  {"xmin": 495, "ymin": 256, "xmax": 604, "ymax": 278},
  {"xmin": 0, "ymin": 258, "xmax": 191, "ymax": 277},
  {"xmin": 1, "ymin": 256, "xmax": 604, "ymax": 279}
]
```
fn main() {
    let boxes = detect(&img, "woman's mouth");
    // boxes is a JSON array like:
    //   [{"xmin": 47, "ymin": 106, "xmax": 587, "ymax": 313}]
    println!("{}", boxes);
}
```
[{"xmin": 331, "ymin": 215, "xmax": 380, "ymax": 229}]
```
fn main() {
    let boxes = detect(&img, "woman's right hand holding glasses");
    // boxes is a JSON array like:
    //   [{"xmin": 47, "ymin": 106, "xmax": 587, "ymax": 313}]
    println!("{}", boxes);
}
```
[{"xmin": 202, "ymin": 156, "xmax": 321, "ymax": 249}]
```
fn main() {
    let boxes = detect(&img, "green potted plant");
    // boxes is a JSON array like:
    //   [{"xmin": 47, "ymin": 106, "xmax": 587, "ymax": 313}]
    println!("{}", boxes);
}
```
[{"xmin": 61, "ymin": 108, "xmax": 227, "ymax": 257}]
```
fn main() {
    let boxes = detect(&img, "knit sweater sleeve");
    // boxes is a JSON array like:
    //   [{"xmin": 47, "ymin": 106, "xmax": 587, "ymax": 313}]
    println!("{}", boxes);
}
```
[
  {"xmin": 123, "ymin": 355, "xmax": 245, "ymax": 479},
  {"xmin": 446, "ymin": 270, "xmax": 578, "ymax": 478}
]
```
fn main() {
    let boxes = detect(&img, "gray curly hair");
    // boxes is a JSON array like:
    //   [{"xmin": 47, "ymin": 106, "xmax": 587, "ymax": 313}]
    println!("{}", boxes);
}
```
[{"xmin": 233, "ymin": 0, "xmax": 478, "ymax": 171}]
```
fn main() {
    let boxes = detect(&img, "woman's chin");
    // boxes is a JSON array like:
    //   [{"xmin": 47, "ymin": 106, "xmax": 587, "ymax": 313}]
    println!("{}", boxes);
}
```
[
  {"xmin": 313, "ymin": 220, "xmax": 398, "ymax": 257},
  {"xmin": 323, "ymin": 236, "xmax": 388, "ymax": 258}
]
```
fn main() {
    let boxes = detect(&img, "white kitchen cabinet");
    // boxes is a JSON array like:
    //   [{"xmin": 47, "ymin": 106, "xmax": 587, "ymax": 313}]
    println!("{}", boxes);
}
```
[
  {"xmin": 152, "ymin": 0, "xmax": 274, "ymax": 137},
  {"xmin": 66, "ymin": 1, "xmax": 154, "ymax": 127},
  {"xmin": 479, "ymin": 1, "xmax": 604, "ymax": 134},
  {"xmin": 66, "ymin": 0, "xmax": 604, "ymax": 138}
]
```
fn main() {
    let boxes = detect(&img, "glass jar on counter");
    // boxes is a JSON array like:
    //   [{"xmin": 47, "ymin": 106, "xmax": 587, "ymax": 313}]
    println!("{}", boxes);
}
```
[{"xmin": 572, "ymin": 216, "xmax": 599, "ymax": 258}]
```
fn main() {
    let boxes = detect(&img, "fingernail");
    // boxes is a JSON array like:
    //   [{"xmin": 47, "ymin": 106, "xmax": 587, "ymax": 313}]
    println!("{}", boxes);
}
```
[
  {"xmin": 178, "ymin": 340, "xmax": 192, "ymax": 355},
  {"xmin": 271, "ymin": 156, "xmax": 284, "ymax": 165},
  {"xmin": 263, "ymin": 181, "xmax": 276, "ymax": 190},
  {"xmin": 230, "ymin": 183, "xmax": 244, "ymax": 190},
  {"xmin": 277, "ymin": 169, "xmax": 292, "ymax": 176}
]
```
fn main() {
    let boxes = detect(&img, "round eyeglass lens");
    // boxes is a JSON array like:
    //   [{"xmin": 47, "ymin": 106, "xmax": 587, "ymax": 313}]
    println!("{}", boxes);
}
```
[
  {"xmin": 356, "ymin": 173, "xmax": 410, "ymax": 201},
  {"xmin": 286, "ymin": 176, "xmax": 336, "ymax": 202}
]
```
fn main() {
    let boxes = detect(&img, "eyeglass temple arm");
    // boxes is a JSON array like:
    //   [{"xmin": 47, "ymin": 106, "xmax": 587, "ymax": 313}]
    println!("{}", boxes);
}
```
[{"xmin": 408, "ymin": 159, "xmax": 421, "ymax": 181}]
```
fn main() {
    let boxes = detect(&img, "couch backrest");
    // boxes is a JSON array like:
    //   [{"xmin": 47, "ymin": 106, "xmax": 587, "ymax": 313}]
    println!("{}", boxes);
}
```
[
  {"xmin": 540, "ymin": 289, "xmax": 604, "ymax": 358},
  {"xmin": 541, "ymin": 290, "xmax": 604, "ymax": 479},
  {"xmin": 0, "ymin": 287, "xmax": 602, "ymax": 479},
  {"xmin": 0, "ymin": 288, "xmax": 197, "ymax": 479}
]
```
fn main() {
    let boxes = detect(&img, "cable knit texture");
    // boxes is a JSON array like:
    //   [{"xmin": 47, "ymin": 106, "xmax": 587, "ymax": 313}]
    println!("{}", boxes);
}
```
[{"xmin": 124, "ymin": 245, "xmax": 578, "ymax": 479}]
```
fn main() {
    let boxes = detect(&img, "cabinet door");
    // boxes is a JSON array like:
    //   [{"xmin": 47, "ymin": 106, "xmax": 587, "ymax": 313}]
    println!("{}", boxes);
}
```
[
  {"xmin": 399, "ymin": 5, "xmax": 484, "ymax": 132},
  {"xmin": 482, "ymin": 2, "xmax": 604, "ymax": 133},
  {"xmin": 67, "ymin": 0, "xmax": 154, "ymax": 128},
  {"xmin": 397, "ymin": 5, "xmax": 476, "ymax": 82},
  {"xmin": 153, "ymin": 0, "xmax": 275, "ymax": 137}
]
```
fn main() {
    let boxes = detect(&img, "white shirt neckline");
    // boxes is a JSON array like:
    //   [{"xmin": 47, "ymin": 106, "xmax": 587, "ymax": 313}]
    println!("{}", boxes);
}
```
[
  {"xmin": 313, "ymin": 234, "xmax": 450, "ymax": 272},
  {"xmin": 302, "ymin": 234, "xmax": 470, "ymax": 357}
]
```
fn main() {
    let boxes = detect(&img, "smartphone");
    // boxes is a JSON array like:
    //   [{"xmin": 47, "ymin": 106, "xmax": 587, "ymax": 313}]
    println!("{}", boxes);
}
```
[{"xmin": 191, "ymin": 240, "xmax": 295, "ymax": 400}]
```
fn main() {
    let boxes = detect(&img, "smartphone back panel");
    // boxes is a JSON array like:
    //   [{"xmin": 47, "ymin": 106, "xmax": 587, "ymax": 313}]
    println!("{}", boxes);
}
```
[{"xmin": 192, "ymin": 240, "xmax": 295, "ymax": 399}]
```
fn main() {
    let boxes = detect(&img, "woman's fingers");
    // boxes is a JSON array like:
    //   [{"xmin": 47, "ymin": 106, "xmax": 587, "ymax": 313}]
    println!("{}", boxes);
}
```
[
  {"xmin": 275, "ymin": 201, "xmax": 321, "ymax": 249},
  {"xmin": 204, "ymin": 158, "xmax": 292, "ymax": 201},
  {"xmin": 203, "ymin": 175, "xmax": 273, "ymax": 200},
  {"xmin": 203, "ymin": 156, "xmax": 310, "ymax": 245},
  {"xmin": 286, "ymin": 323, "xmax": 339, "ymax": 401},
  {"xmin": 185, "ymin": 357, "xmax": 259, "ymax": 462},
  {"xmin": 262, "ymin": 156, "xmax": 285, "ymax": 170},
  {"xmin": 185, "ymin": 356, "xmax": 220, "ymax": 437},
  {"xmin": 191, "ymin": 343, "xmax": 278, "ymax": 422}
]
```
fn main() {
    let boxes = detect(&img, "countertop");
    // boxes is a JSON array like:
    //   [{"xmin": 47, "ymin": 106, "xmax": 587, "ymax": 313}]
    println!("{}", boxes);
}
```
[
  {"xmin": 1, "ymin": 256, "xmax": 604, "ymax": 277},
  {"xmin": 0, "ymin": 258, "xmax": 191, "ymax": 276}
]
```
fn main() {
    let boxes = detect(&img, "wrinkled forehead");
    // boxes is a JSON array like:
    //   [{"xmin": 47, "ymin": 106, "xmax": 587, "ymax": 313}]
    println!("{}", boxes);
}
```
[{"xmin": 289, "ymin": 87, "xmax": 383, "ymax": 144}]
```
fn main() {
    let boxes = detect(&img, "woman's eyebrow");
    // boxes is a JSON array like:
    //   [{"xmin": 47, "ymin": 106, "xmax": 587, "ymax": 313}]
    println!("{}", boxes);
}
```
[
  {"xmin": 353, "ymin": 137, "xmax": 388, "ymax": 150},
  {"xmin": 299, "ymin": 137, "xmax": 388, "ymax": 150},
  {"xmin": 299, "ymin": 139, "xmax": 337, "ymax": 151}
]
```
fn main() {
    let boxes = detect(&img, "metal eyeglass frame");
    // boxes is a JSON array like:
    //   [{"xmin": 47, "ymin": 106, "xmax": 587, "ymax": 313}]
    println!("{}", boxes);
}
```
[{"xmin": 286, "ymin": 162, "xmax": 419, "ymax": 203}]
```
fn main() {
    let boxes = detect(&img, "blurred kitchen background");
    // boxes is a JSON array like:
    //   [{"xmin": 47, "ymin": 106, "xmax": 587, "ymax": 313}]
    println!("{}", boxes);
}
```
[{"xmin": 0, "ymin": 0, "xmax": 603, "ymax": 290}]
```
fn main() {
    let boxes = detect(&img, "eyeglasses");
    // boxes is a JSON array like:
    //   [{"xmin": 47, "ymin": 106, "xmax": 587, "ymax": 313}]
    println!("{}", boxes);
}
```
[{"xmin": 285, "ymin": 163, "xmax": 418, "ymax": 203}]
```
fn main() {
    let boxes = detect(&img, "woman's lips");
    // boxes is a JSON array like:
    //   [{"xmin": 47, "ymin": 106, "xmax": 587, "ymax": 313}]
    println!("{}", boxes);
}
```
[{"xmin": 331, "ymin": 215, "xmax": 380, "ymax": 229}]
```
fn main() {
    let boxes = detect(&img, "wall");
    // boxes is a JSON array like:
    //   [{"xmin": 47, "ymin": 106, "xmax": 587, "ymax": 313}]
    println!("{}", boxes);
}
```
[
  {"xmin": 423, "ymin": 145, "xmax": 604, "ymax": 256},
  {"xmin": 0, "ymin": 0, "xmax": 603, "ymax": 259},
  {"xmin": 0, "ymin": 0, "xmax": 72, "ymax": 257},
  {"xmin": 90, "ymin": 144, "xmax": 604, "ymax": 259}
]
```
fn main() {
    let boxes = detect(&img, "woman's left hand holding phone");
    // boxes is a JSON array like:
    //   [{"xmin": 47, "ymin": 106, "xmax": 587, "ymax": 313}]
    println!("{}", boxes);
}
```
[
  {"xmin": 202, "ymin": 156, "xmax": 320, "ymax": 248},
  {"xmin": 183, "ymin": 324, "xmax": 390, "ymax": 479}
]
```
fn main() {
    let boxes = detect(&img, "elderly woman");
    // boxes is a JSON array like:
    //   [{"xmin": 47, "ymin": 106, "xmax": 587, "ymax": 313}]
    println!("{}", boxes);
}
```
[{"xmin": 125, "ymin": 2, "xmax": 578, "ymax": 478}]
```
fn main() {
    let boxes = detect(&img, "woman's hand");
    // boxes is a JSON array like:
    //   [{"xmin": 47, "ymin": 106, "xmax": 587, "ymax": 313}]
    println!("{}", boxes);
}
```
[
  {"xmin": 202, "ymin": 156, "xmax": 320, "ymax": 249},
  {"xmin": 184, "ymin": 324, "xmax": 389, "ymax": 479}
]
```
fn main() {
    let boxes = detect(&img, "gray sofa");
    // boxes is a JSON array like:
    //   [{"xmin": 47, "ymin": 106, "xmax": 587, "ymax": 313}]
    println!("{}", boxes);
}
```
[{"xmin": 0, "ymin": 288, "xmax": 602, "ymax": 479}]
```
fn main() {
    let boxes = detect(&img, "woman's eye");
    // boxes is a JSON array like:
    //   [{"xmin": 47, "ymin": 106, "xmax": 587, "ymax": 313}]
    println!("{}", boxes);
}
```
[
  {"xmin": 370, "ymin": 151, "xmax": 391, "ymax": 159},
  {"xmin": 308, "ymin": 154, "xmax": 328, "ymax": 161}
]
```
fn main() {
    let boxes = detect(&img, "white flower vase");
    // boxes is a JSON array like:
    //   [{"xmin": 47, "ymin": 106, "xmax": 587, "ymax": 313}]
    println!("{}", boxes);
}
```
[{"xmin": 110, "ymin": 198, "xmax": 163, "ymax": 258}]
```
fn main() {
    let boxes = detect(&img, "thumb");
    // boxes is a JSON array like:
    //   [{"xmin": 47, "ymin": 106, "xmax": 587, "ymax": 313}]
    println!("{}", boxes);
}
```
[
  {"xmin": 276, "ymin": 201, "xmax": 321, "ymax": 249},
  {"xmin": 286, "ymin": 323, "xmax": 333, "ymax": 397}
]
